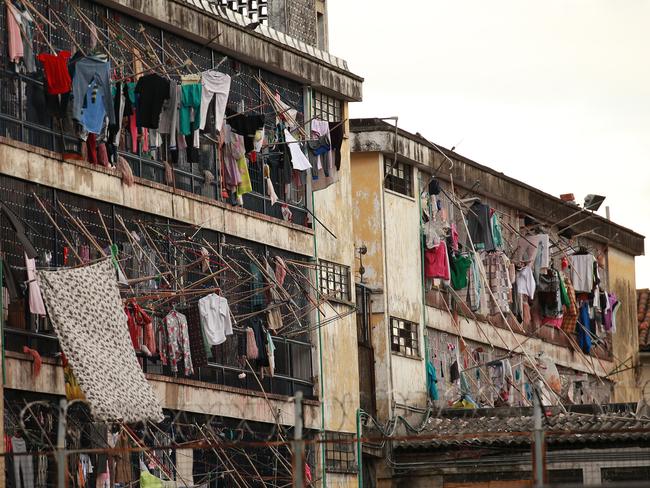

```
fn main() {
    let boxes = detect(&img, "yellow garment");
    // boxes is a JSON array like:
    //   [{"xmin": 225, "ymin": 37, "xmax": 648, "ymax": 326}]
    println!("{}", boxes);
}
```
[
  {"xmin": 236, "ymin": 155, "xmax": 252, "ymax": 196},
  {"xmin": 64, "ymin": 365, "xmax": 85, "ymax": 400}
]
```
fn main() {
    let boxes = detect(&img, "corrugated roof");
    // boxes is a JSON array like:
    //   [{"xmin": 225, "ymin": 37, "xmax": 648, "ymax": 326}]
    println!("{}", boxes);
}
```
[{"xmin": 395, "ymin": 407, "xmax": 650, "ymax": 450}]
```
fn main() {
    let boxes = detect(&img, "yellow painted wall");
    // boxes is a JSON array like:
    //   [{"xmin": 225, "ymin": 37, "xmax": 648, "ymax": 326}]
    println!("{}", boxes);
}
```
[{"xmin": 607, "ymin": 247, "xmax": 642, "ymax": 402}]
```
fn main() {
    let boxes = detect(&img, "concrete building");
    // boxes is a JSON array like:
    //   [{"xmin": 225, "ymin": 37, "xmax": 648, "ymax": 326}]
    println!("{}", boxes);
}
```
[
  {"xmin": 0, "ymin": 0, "xmax": 361, "ymax": 486},
  {"xmin": 349, "ymin": 118, "xmax": 645, "ymax": 486}
]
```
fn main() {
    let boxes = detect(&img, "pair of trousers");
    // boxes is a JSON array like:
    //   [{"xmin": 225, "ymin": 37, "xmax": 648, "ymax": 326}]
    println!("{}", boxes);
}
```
[{"xmin": 12, "ymin": 436, "xmax": 34, "ymax": 488}]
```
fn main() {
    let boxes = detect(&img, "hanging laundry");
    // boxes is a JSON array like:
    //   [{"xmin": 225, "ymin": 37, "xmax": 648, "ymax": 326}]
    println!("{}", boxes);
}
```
[
  {"xmin": 24, "ymin": 252, "xmax": 46, "ymax": 316},
  {"xmin": 569, "ymin": 253, "xmax": 596, "ymax": 293},
  {"xmin": 424, "ymin": 242, "xmax": 450, "ymax": 280},
  {"xmin": 603, "ymin": 293, "xmax": 620, "ymax": 333},
  {"xmin": 6, "ymin": 1, "xmax": 24, "ymax": 65},
  {"xmin": 491, "ymin": 212, "xmax": 503, "ymax": 249},
  {"xmin": 466, "ymin": 201, "xmax": 495, "ymax": 251},
  {"xmin": 185, "ymin": 303, "xmax": 210, "ymax": 366},
  {"xmin": 199, "ymin": 70, "xmax": 231, "ymax": 132},
  {"xmin": 198, "ymin": 293, "xmax": 233, "ymax": 347},
  {"xmin": 236, "ymin": 154, "xmax": 252, "ymax": 197},
  {"xmin": 161, "ymin": 311, "xmax": 194, "ymax": 376},
  {"xmin": 135, "ymin": 73, "xmax": 170, "ymax": 130},
  {"xmin": 228, "ymin": 110, "xmax": 266, "ymax": 153},
  {"xmin": 158, "ymin": 82, "xmax": 179, "ymax": 141},
  {"xmin": 285, "ymin": 130, "xmax": 312, "ymax": 171},
  {"xmin": 537, "ymin": 270, "xmax": 563, "ymax": 327},
  {"xmin": 221, "ymin": 124, "xmax": 244, "ymax": 188},
  {"xmin": 179, "ymin": 82, "xmax": 202, "ymax": 135},
  {"xmin": 264, "ymin": 164, "xmax": 279, "ymax": 205},
  {"xmin": 450, "ymin": 253, "xmax": 472, "ymax": 290},
  {"xmin": 577, "ymin": 301, "xmax": 592, "ymax": 354},
  {"xmin": 38, "ymin": 51, "xmax": 72, "ymax": 95},
  {"xmin": 560, "ymin": 274, "xmax": 579, "ymax": 333},
  {"xmin": 481, "ymin": 251, "xmax": 512, "ymax": 315},
  {"xmin": 72, "ymin": 56, "xmax": 115, "ymax": 125},
  {"xmin": 12, "ymin": 435, "xmax": 34, "ymax": 488},
  {"xmin": 515, "ymin": 265, "xmax": 536, "ymax": 299},
  {"xmin": 426, "ymin": 359, "xmax": 439, "ymax": 401},
  {"xmin": 80, "ymin": 84, "xmax": 107, "ymax": 134}
]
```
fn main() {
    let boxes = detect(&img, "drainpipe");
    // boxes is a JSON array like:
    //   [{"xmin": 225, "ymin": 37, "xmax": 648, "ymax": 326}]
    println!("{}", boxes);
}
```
[
  {"xmin": 356, "ymin": 408, "xmax": 363, "ymax": 488},
  {"xmin": 533, "ymin": 386, "xmax": 545, "ymax": 486}
]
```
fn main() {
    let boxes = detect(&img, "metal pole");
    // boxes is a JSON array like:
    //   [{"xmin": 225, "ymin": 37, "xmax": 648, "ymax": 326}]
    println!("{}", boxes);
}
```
[
  {"xmin": 293, "ymin": 390, "xmax": 304, "ymax": 488},
  {"xmin": 56, "ymin": 399, "xmax": 67, "ymax": 488},
  {"xmin": 533, "ymin": 386, "xmax": 545, "ymax": 487},
  {"xmin": 356, "ymin": 409, "xmax": 363, "ymax": 488}
]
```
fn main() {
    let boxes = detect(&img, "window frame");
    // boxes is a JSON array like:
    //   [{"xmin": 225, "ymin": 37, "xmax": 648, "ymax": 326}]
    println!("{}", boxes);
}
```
[
  {"xmin": 390, "ymin": 317, "xmax": 420, "ymax": 358},
  {"xmin": 384, "ymin": 157, "xmax": 413, "ymax": 197},
  {"xmin": 318, "ymin": 260, "xmax": 352, "ymax": 303},
  {"xmin": 323, "ymin": 431, "xmax": 357, "ymax": 474},
  {"xmin": 312, "ymin": 90, "xmax": 342, "ymax": 123}
]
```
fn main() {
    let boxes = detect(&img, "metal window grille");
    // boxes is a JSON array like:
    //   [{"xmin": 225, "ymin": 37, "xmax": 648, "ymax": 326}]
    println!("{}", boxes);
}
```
[
  {"xmin": 312, "ymin": 90, "xmax": 342, "ymax": 123},
  {"xmin": 319, "ymin": 260, "xmax": 351, "ymax": 302},
  {"xmin": 391, "ymin": 317, "xmax": 419, "ymax": 357},
  {"xmin": 216, "ymin": 0, "xmax": 269, "ymax": 24},
  {"xmin": 324, "ymin": 431, "xmax": 357, "ymax": 473},
  {"xmin": 384, "ymin": 158, "xmax": 413, "ymax": 196}
]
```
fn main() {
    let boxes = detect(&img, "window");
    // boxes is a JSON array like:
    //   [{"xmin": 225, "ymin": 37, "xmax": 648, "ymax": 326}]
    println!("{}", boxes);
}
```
[
  {"xmin": 384, "ymin": 158, "xmax": 413, "ymax": 196},
  {"xmin": 324, "ymin": 432, "xmax": 357, "ymax": 473},
  {"xmin": 602, "ymin": 466, "xmax": 650, "ymax": 482},
  {"xmin": 390, "ymin": 317, "xmax": 420, "ymax": 357},
  {"xmin": 319, "ymin": 260, "xmax": 351, "ymax": 302},
  {"xmin": 312, "ymin": 91, "xmax": 341, "ymax": 123}
]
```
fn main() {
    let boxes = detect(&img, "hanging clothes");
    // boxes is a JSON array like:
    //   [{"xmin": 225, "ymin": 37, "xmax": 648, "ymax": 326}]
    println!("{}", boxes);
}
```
[
  {"xmin": 198, "ymin": 293, "xmax": 233, "ymax": 347},
  {"xmin": 450, "ymin": 253, "xmax": 472, "ymax": 290},
  {"xmin": 199, "ymin": 70, "xmax": 231, "ymax": 131},
  {"xmin": 179, "ymin": 83, "xmax": 202, "ymax": 135},
  {"xmin": 537, "ymin": 270, "xmax": 563, "ymax": 327},
  {"xmin": 577, "ymin": 301, "xmax": 592, "ymax": 354},
  {"xmin": 569, "ymin": 253, "xmax": 596, "ymax": 293},
  {"xmin": 25, "ymin": 253, "xmax": 46, "ymax": 316},
  {"xmin": 236, "ymin": 154, "xmax": 252, "ymax": 197},
  {"xmin": 80, "ymin": 84, "xmax": 107, "ymax": 134},
  {"xmin": 560, "ymin": 275, "xmax": 579, "ymax": 334},
  {"xmin": 426, "ymin": 359, "xmax": 439, "ymax": 401},
  {"xmin": 285, "ymin": 130, "xmax": 312, "ymax": 171},
  {"xmin": 135, "ymin": 74, "xmax": 170, "ymax": 130},
  {"xmin": 72, "ymin": 56, "xmax": 115, "ymax": 125},
  {"xmin": 481, "ymin": 251, "xmax": 512, "ymax": 315},
  {"xmin": 38, "ymin": 51, "xmax": 72, "ymax": 95},
  {"xmin": 329, "ymin": 120, "xmax": 344, "ymax": 171},
  {"xmin": 466, "ymin": 202, "xmax": 495, "ymax": 251},
  {"xmin": 424, "ymin": 242, "xmax": 450, "ymax": 280},
  {"xmin": 491, "ymin": 212, "xmax": 503, "ymax": 249},
  {"xmin": 161, "ymin": 311, "xmax": 194, "ymax": 376},
  {"xmin": 515, "ymin": 265, "xmax": 536, "ymax": 299},
  {"xmin": 12, "ymin": 436, "xmax": 34, "ymax": 488},
  {"xmin": 228, "ymin": 110, "xmax": 266, "ymax": 153},
  {"xmin": 6, "ymin": 1, "xmax": 24, "ymax": 65},
  {"xmin": 185, "ymin": 303, "xmax": 209, "ymax": 366}
]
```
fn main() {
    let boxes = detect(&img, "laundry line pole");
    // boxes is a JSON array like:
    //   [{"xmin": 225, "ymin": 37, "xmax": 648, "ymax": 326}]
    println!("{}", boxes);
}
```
[
  {"xmin": 532, "ymin": 385, "xmax": 546, "ymax": 487},
  {"xmin": 56, "ymin": 399, "xmax": 68, "ymax": 488}
]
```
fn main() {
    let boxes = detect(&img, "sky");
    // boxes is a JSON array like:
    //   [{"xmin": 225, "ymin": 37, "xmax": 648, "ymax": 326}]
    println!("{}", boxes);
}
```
[{"xmin": 327, "ymin": 0, "xmax": 650, "ymax": 287}]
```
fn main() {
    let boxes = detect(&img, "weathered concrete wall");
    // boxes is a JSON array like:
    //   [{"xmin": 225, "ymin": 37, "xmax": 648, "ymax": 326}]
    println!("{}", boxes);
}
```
[
  {"xmin": 97, "ymin": 0, "xmax": 362, "ymax": 101},
  {"xmin": 4, "ymin": 353, "xmax": 321, "ymax": 428},
  {"xmin": 312, "ymin": 107, "xmax": 359, "ymax": 485},
  {"xmin": 0, "ymin": 139, "xmax": 314, "ymax": 256},
  {"xmin": 608, "ymin": 247, "xmax": 641, "ymax": 402},
  {"xmin": 268, "ymin": 0, "xmax": 317, "ymax": 46}
]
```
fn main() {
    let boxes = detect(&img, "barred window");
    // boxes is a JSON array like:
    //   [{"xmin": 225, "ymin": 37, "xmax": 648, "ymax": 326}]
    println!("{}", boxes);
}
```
[
  {"xmin": 324, "ymin": 432, "xmax": 357, "ymax": 473},
  {"xmin": 312, "ymin": 91, "xmax": 342, "ymax": 123},
  {"xmin": 216, "ymin": 0, "xmax": 269, "ymax": 24},
  {"xmin": 384, "ymin": 158, "xmax": 413, "ymax": 196},
  {"xmin": 319, "ymin": 260, "xmax": 351, "ymax": 302},
  {"xmin": 390, "ymin": 317, "xmax": 420, "ymax": 357}
]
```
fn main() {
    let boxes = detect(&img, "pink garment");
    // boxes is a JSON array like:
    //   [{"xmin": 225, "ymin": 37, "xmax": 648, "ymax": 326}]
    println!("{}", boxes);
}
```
[
  {"xmin": 129, "ymin": 115, "xmax": 138, "ymax": 153},
  {"xmin": 450, "ymin": 223, "xmax": 459, "ymax": 251},
  {"xmin": 142, "ymin": 128, "xmax": 149, "ymax": 152},
  {"xmin": 97, "ymin": 143, "xmax": 110, "ymax": 167},
  {"xmin": 25, "ymin": 253, "xmax": 46, "ymax": 316},
  {"xmin": 543, "ymin": 317, "xmax": 563, "ymax": 329},
  {"xmin": 274, "ymin": 257, "xmax": 287, "ymax": 287},
  {"xmin": 6, "ymin": 2, "xmax": 23, "ymax": 64},
  {"xmin": 246, "ymin": 327, "xmax": 258, "ymax": 359},
  {"xmin": 424, "ymin": 243, "xmax": 450, "ymax": 280}
]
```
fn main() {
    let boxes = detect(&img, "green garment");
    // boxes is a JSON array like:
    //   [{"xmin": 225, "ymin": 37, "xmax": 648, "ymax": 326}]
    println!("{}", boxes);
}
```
[
  {"xmin": 179, "ymin": 83, "xmax": 202, "ymax": 135},
  {"xmin": 491, "ymin": 213, "xmax": 503, "ymax": 249},
  {"xmin": 559, "ymin": 271, "xmax": 570, "ymax": 307},
  {"xmin": 450, "ymin": 254, "xmax": 472, "ymax": 290}
]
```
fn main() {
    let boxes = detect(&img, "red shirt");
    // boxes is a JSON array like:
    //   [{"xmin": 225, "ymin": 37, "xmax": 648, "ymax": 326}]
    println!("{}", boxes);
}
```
[{"xmin": 37, "ymin": 50, "xmax": 72, "ymax": 95}]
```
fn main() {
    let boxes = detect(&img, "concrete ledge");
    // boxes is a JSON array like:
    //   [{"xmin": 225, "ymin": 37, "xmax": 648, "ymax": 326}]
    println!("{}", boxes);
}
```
[
  {"xmin": 0, "ymin": 138, "xmax": 314, "ymax": 256},
  {"xmin": 97, "ymin": 0, "xmax": 363, "ymax": 101},
  {"xmin": 4, "ymin": 353, "xmax": 321, "ymax": 429}
]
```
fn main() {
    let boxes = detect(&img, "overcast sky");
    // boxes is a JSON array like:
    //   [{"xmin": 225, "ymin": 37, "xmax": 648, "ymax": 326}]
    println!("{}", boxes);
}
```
[{"xmin": 328, "ymin": 0, "xmax": 650, "ymax": 287}]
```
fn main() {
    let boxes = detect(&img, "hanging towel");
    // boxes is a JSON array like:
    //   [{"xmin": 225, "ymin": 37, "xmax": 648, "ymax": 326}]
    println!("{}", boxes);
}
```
[
  {"xmin": 245, "ymin": 327, "xmax": 258, "ymax": 359},
  {"xmin": 25, "ymin": 253, "xmax": 46, "ymax": 316},
  {"xmin": 285, "ymin": 130, "xmax": 312, "ymax": 170}
]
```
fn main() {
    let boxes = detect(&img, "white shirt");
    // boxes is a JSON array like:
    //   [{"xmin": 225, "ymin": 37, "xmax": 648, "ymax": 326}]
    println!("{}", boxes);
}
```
[
  {"xmin": 198, "ymin": 294, "xmax": 233, "ymax": 346},
  {"xmin": 569, "ymin": 254, "xmax": 596, "ymax": 293},
  {"xmin": 515, "ymin": 265, "xmax": 536, "ymax": 298}
]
